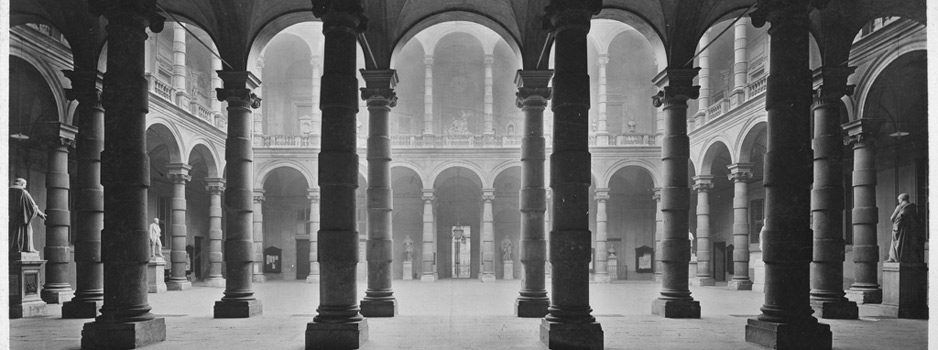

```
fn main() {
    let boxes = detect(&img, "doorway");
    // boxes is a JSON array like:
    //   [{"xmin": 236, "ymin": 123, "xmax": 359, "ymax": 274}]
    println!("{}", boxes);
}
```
[
  {"xmin": 297, "ymin": 238, "xmax": 310, "ymax": 280},
  {"xmin": 713, "ymin": 241, "xmax": 726, "ymax": 282}
]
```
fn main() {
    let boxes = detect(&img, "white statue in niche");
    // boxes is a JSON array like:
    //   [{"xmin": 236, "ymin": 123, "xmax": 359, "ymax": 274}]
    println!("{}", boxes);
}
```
[
  {"xmin": 402, "ymin": 235, "xmax": 415, "ymax": 262},
  {"xmin": 501, "ymin": 238, "xmax": 513, "ymax": 261}
]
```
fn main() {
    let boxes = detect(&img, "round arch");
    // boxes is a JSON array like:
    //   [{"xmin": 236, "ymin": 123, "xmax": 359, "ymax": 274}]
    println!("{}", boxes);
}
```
[
  {"xmin": 595, "ymin": 8, "xmax": 668, "ymax": 70},
  {"xmin": 390, "ymin": 162, "xmax": 429, "ymax": 189},
  {"xmin": 187, "ymin": 142, "xmax": 220, "ymax": 178},
  {"xmin": 698, "ymin": 138, "xmax": 735, "ymax": 175},
  {"xmin": 854, "ymin": 43, "xmax": 927, "ymax": 121},
  {"xmin": 486, "ymin": 160, "xmax": 522, "ymax": 188},
  {"xmin": 602, "ymin": 159, "xmax": 662, "ymax": 189},
  {"xmin": 255, "ymin": 160, "xmax": 315, "ymax": 190},
  {"xmin": 430, "ymin": 161, "xmax": 486, "ymax": 189},
  {"xmin": 391, "ymin": 10, "xmax": 522, "ymax": 68},
  {"xmin": 736, "ymin": 119, "xmax": 767, "ymax": 163},
  {"xmin": 145, "ymin": 122, "xmax": 183, "ymax": 163},
  {"xmin": 9, "ymin": 42, "xmax": 68, "ymax": 123}
]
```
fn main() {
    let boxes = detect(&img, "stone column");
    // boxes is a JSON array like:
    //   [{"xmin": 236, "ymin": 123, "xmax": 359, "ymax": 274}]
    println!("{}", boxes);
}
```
[
  {"xmin": 541, "ymin": 3, "xmax": 604, "ymax": 348},
  {"xmin": 360, "ymin": 69, "xmax": 399, "ymax": 317},
  {"xmin": 480, "ymin": 189, "xmax": 496, "ymax": 282},
  {"xmin": 515, "ymin": 70, "xmax": 551, "ymax": 317},
  {"xmin": 81, "ymin": 2, "xmax": 166, "ymax": 347},
  {"xmin": 691, "ymin": 175, "xmax": 715, "ymax": 286},
  {"xmin": 483, "ymin": 54, "xmax": 494, "ymax": 135},
  {"xmin": 745, "ymin": 3, "xmax": 832, "ymax": 347},
  {"xmin": 653, "ymin": 187, "xmax": 664, "ymax": 282},
  {"xmin": 62, "ymin": 70, "xmax": 105, "ymax": 318},
  {"xmin": 204, "ymin": 178, "xmax": 226, "ymax": 287},
  {"xmin": 810, "ymin": 67, "xmax": 858, "ymax": 318},
  {"xmin": 732, "ymin": 18, "xmax": 750, "ymax": 105},
  {"xmin": 252, "ymin": 190, "xmax": 266, "ymax": 283},
  {"xmin": 423, "ymin": 55, "xmax": 434, "ymax": 135},
  {"xmin": 253, "ymin": 57, "xmax": 265, "ymax": 135},
  {"xmin": 727, "ymin": 164, "xmax": 754, "ymax": 290},
  {"xmin": 171, "ymin": 22, "xmax": 189, "ymax": 107},
  {"xmin": 213, "ymin": 71, "xmax": 262, "ymax": 318},
  {"xmin": 40, "ymin": 123, "xmax": 77, "ymax": 304},
  {"xmin": 211, "ymin": 53, "xmax": 222, "ymax": 119},
  {"xmin": 307, "ymin": 189, "xmax": 321, "ymax": 283},
  {"xmin": 312, "ymin": 56, "xmax": 323, "ymax": 136},
  {"xmin": 650, "ymin": 68, "xmax": 701, "ymax": 319},
  {"xmin": 166, "ymin": 163, "xmax": 192, "ymax": 291},
  {"xmin": 844, "ymin": 118, "xmax": 883, "ymax": 304},
  {"xmin": 596, "ymin": 54, "xmax": 609, "ymax": 140},
  {"xmin": 696, "ymin": 30, "xmax": 711, "ymax": 124},
  {"xmin": 593, "ymin": 189, "xmax": 610, "ymax": 283},
  {"xmin": 308, "ymin": 3, "xmax": 368, "ymax": 348},
  {"xmin": 421, "ymin": 190, "xmax": 436, "ymax": 281}
]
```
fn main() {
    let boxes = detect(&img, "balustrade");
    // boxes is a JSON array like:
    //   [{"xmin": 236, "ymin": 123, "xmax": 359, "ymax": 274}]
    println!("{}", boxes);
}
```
[{"xmin": 255, "ymin": 132, "xmax": 653, "ymax": 149}]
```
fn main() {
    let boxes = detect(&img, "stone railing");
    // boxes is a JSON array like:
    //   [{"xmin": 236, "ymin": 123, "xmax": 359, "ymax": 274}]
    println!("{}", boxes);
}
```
[
  {"xmin": 152, "ymin": 78, "xmax": 173, "ymax": 101},
  {"xmin": 256, "ymin": 132, "xmax": 652, "ymax": 149},
  {"xmin": 707, "ymin": 100, "xmax": 725, "ymax": 120},
  {"xmin": 747, "ymin": 75, "xmax": 767, "ymax": 97},
  {"xmin": 254, "ymin": 134, "xmax": 321, "ymax": 147},
  {"xmin": 195, "ymin": 104, "xmax": 213, "ymax": 122}
]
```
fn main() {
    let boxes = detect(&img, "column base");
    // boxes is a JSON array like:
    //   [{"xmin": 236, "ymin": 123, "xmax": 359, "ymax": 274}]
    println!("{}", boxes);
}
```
[
  {"xmin": 420, "ymin": 274, "xmax": 436, "ymax": 282},
  {"xmin": 306, "ymin": 274, "xmax": 320, "ymax": 283},
  {"xmin": 81, "ymin": 317, "xmax": 166, "ymax": 349},
  {"xmin": 690, "ymin": 276, "xmax": 715, "ymax": 287},
  {"xmin": 203, "ymin": 277, "xmax": 226, "ymax": 288},
  {"xmin": 306, "ymin": 319, "xmax": 368, "ymax": 350},
  {"xmin": 515, "ymin": 297, "xmax": 549, "ymax": 318},
  {"xmin": 10, "ymin": 300, "xmax": 47, "ymax": 319},
  {"xmin": 62, "ymin": 300, "xmax": 102, "ymax": 319},
  {"xmin": 539, "ymin": 318, "xmax": 604, "ymax": 350},
  {"xmin": 745, "ymin": 318, "xmax": 831, "ymax": 350},
  {"xmin": 166, "ymin": 280, "xmax": 192, "ymax": 291},
  {"xmin": 41, "ymin": 288, "xmax": 74, "ymax": 304},
  {"xmin": 590, "ymin": 273, "xmax": 610, "ymax": 284},
  {"xmin": 727, "ymin": 279, "xmax": 753, "ymax": 290},
  {"xmin": 651, "ymin": 299, "xmax": 700, "ymax": 319},
  {"xmin": 846, "ymin": 287, "xmax": 882, "ymax": 304},
  {"xmin": 253, "ymin": 274, "xmax": 267, "ymax": 283},
  {"xmin": 214, "ymin": 299, "xmax": 263, "ymax": 318},
  {"xmin": 810, "ymin": 299, "xmax": 858, "ymax": 319},
  {"xmin": 480, "ymin": 273, "xmax": 495, "ymax": 282},
  {"xmin": 360, "ymin": 298, "xmax": 397, "ymax": 317}
]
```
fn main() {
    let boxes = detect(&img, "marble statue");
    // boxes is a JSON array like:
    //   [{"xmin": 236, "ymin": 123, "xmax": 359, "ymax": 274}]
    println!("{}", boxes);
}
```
[
  {"xmin": 149, "ymin": 218, "xmax": 164, "ymax": 258},
  {"xmin": 9, "ymin": 178, "xmax": 45, "ymax": 253},
  {"xmin": 887, "ymin": 193, "xmax": 924, "ymax": 263},
  {"xmin": 501, "ymin": 238, "xmax": 513, "ymax": 261},
  {"xmin": 403, "ymin": 235, "xmax": 415, "ymax": 262}
]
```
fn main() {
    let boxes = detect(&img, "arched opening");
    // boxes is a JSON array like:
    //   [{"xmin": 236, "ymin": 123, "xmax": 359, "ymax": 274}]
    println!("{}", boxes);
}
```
[
  {"xmin": 433, "ymin": 166, "xmax": 483, "ymax": 279},
  {"xmin": 699, "ymin": 142, "xmax": 733, "ymax": 282},
  {"xmin": 186, "ymin": 144, "xmax": 219, "ymax": 281},
  {"xmin": 607, "ymin": 166, "xmax": 657, "ymax": 280},
  {"xmin": 146, "ymin": 124, "xmax": 183, "ymax": 257},
  {"xmin": 261, "ymin": 167, "xmax": 311, "ymax": 280},
  {"xmin": 391, "ymin": 167, "xmax": 424, "ymax": 280},
  {"xmin": 492, "ymin": 166, "xmax": 521, "ymax": 280}
]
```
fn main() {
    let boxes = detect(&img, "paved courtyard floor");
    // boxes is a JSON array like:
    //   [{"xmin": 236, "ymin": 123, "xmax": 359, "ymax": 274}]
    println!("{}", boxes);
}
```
[{"xmin": 9, "ymin": 279, "xmax": 928, "ymax": 349}]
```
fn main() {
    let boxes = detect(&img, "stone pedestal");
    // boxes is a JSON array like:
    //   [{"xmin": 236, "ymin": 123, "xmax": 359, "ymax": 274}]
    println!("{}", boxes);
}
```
[
  {"xmin": 306, "ymin": 320, "xmax": 368, "ymax": 350},
  {"xmin": 403, "ymin": 261, "xmax": 413, "ymax": 280},
  {"xmin": 10, "ymin": 252, "xmax": 47, "ymax": 318},
  {"xmin": 166, "ymin": 279, "xmax": 192, "ymax": 291},
  {"xmin": 503, "ymin": 261, "xmax": 513, "ymax": 280},
  {"xmin": 607, "ymin": 258, "xmax": 617, "ymax": 281},
  {"xmin": 727, "ymin": 279, "xmax": 753, "ymax": 290},
  {"xmin": 651, "ymin": 299, "xmax": 700, "ymax": 319},
  {"xmin": 751, "ymin": 251, "xmax": 765, "ymax": 292},
  {"xmin": 62, "ymin": 299, "xmax": 103, "ymax": 319},
  {"xmin": 879, "ymin": 262, "xmax": 928, "ymax": 319},
  {"xmin": 688, "ymin": 260, "xmax": 698, "ymax": 284},
  {"xmin": 81, "ymin": 318, "xmax": 166, "ymax": 349},
  {"xmin": 147, "ymin": 258, "xmax": 167, "ymax": 293},
  {"xmin": 810, "ymin": 299, "xmax": 858, "ymax": 319},
  {"xmin": 846, "ymin": 287, "xmax": 882, "ymax": 304},
  {"xmin": 745, "ymin": 318, "xmax": 831, "ymax": 350},
  {"xmin": 214, "ymin": 299, "xmax": 263, "ymax": 318},
  {"xmin": 540, "ymin": 319, "xmax": 603, "ymax": 350},
  {"xmin": 515, "ymin": 298, "xmax": 549, "ymax": 318},
  {"xmin": 420, "ymin": 273, "xmax": 436, "ymax": 282}
]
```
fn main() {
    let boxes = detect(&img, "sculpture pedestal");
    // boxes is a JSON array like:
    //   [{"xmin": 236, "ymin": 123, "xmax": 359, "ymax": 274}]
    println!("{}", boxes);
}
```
[
  {"xmin": 306, "ymin": 319, "xmax": 368, "ymax": 350},
  {"xmin": 607, "ymin": 257, "xmax": 618, "ymax": 281},
  {"xmin": 745, "ymin": 318, "xmax": 831, "ymax": 350},
  {"xmin": 879, "ymin": 262, "xmax": 928, "ymax": 319},
  {"xmin": 147, "ymin": 258, "xmax": 167, "ymax": 293},
  {"xmin": 403, "ymin": 261, "xmax": 413, "ymax": 280},
  {"xmin": 503, "ymin": 261, "xmax": 513, "ymax": 280},
  {"xmin": 10, "ymin": 252, "xmax": 47, "ymax": 318}
]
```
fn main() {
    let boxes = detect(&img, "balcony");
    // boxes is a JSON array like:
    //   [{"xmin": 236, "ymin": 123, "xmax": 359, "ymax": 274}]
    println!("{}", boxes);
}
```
[
  {"xmin": 147, "ymin": 74, "xmax": 226, "ymax": 130},
  {"xmin": 254, "ymin": 132, "xmax": 657, "ymax": 149}
]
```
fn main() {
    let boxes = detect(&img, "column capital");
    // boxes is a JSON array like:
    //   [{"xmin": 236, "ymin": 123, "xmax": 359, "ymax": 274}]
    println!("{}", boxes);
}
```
[
  {"xmin": 37, "ymin": 122, "xmax": 78, "ymax": 149},
  {"xmin": 814, "ymin": 65, "xmax": 857, "ymax": 107},
  {"xmin": 360, "ymin": 69, "xmax": 398, "ymax": 107},
  {"xmin": 543, "ymin": 0, "xmax": 602, "ymax": 31},
  {"xmin": 421, "ymin": 189, "xmax": 435, "ymax": 202},
  {"xmin": 842, "ymin": 118, "xmax": 883, "ymax": 147},
  {"xmin": 692, "ymin": 175, "xmax": 715, "ymax": 192},
  {"xmin": 423, "ymin": 55, "xmax": 434, "ymax": 66},
  {"xmin": 652, "ymin": 187, "xmax": 662, "ymax": 202},
  {"xmin": 90, "ymin": 0, "xmax": 166, "ymax": 32},
  {"xmin": 483, "ymin": 54, "xmax": 494, "ymax": 65},
  {"xmin": 216, "ymin": 71, "xmax": 262, "ymax": 108},
  {"xmin": 205, "ymin": 178, "xmax": 226, "ymax": 194},
  {"xmin": 311, "ymin": 0, "xmax": 366, "ymax": 32},
  {"xmin": 749, "ymin": 0, "xmax": 813, "ymax": 29},
  {"xmin": 63, "ymin": 69, "xmax": 104, "ymax": 106},
  {"xmin": 482, "ymin": 189, "xmax": 496, "ymax": 202},
  {"xmin": 597, "ymin": 54, "xmax": 609, "ymax": 66},
  {"xmin": 595, "ymin": 189, "xmax": 610, "ymax": 202},
  {"xmin": 727, "ymin": 163, "xmax": 755, "ymax": 183},
  {"xmin": 166, "ymin": 163, "xmax": 192, "ymax": 183},
  {"xmin": 307, "ymin": 188, "xmax": 321, "ymax": 202},
  {"xmin": 253, "ymin": 189, "xmax": 266, "ymax": 203},
  {"xmin": 652, "ymin": 68, "xmax": 701, "ymax": 107}
]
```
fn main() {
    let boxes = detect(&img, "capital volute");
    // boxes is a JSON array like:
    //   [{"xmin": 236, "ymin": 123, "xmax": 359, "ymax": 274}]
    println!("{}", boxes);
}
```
[
  {"xmin": 516, "ymin": 87, "xmax": 552, "ymax": 108},
  {"xmin": 360, "ymin": 87, "xmax": 398, "ymax": 107},
  {"xmin": 595, "ymin": 189, "xmax": 610, "ymax": 202},
  {"xmin": 38, "ymin": 122, "xmax": 78, "ymax": 149},
  {"xmin": 652, "ymin": 187, "xmax": 662, "ymax": 202},
  {"xmin": 727, "ymin": 163, "xmax": 755, "ymax": 183},
  {"xmin": 253, "ymin": 189, "xmax": 266, "ymax": 203},
  {"xmin": 652, "ymin": 68, "xmax": 700, "ymax": 107},
  {"xmin": 205, "ymin": 178, "xmax": 226, "ymax": 194},
  {"xmin": 597, "ymin": 54, "xmax": 610, "ymax": 66},
  {"xmin": 692, "ymin": 175, "xmax": 715, "ymax": 192},
  {"xmin": 482, "ymin": 190, "xmax": 496, "ymax": 202},
  {"xmin": 167, "ymin": 163, "xmax": 192, "ymax": 183},
  {"xmin": 312, "ymin": 1, "xmax": 367, "ymax": 33},
  {"xmin": 842, "ymin": 118, "xmax": 883, "ymax": 147},
  {"xmin": 307, "ymin": 188, "xmax": 321, "ymax": 202}
]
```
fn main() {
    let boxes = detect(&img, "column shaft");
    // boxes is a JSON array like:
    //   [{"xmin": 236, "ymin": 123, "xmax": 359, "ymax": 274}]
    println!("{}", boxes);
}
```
[
  {"xmin": 597, "ymin": 55, "xmax": 608, "ymax": 134},
  {"xmin": 167, "ymin": 164, "xmax": 192, "ymax": 290},
  {"xmin": 481, "ymin": 190, "xmax": 496, "ymax": 281},
  {"xmin": 423, "ymin": 56, "xmax": 434, "ymax": 134},
  {"xmin": 728, "ymin": 164, "xmax": 753, "ymax": 290},
  {"xmin": 204, "ymin": 179, "xmax": 225, "ymax": 287},
  {"xmin": 515, "ymin": 70, "xmax": 551, "ymax": 317},
  {"xmin": 692, "ymin": 176, "xmax": 714, "ymax": 286},
  {"xmin": 213, "ymin": 71, "xmax": 262, "ymax": 318},
  {"xmin": 42, "ymin": 125, "xmax": 77, "ymax": 303},
  {"xmin": 252, "ymin": 191, "xmax": 266, "ymax": 282},
  {"xmin": 171, "ymin": 22, "xmax": 188, "ymax": 106},
  {"xmin": 483, "ymin": 55, "xmax": 494, "ymax": 134},
  {"xmin": 697, "ymin": 30, "xmax": 711, "ymax": 122},
  {"xmin": 421, "ymin": 191, "xmax": 436, "ymax": 281},
  {"xmin": 361, "ymin": 70, "xmax": 398, "ymax": 317},
  {"xmin": 732, "ymin": 18, "xmax": 750, "ymax": 104},
  {"xmin": 844, "ymin": 118, "xmax": 883, "ymax": 304},
  {"xmin": 593, "ymin": 190, "xmax": 610, "ymax": 282},
  {"xmin": 307, "ymin": 189, "xmax": 321, "ymax": 283},
  {"xmin": 653, "ymin": 188, "xmax": 663, "ymax": 282},
  {"xmin": 63, "ymin": 70, "xmax": 105, "ymax": 318}
]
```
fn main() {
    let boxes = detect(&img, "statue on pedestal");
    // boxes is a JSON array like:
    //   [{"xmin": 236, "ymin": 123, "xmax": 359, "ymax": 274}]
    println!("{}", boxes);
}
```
[
  {"xmin": 403, "ymin": 235, "xmax": 414, "ymax": 262},
  {"xmin": 149, "ymin": 218, "xmax": 164, "ymax": 258},
  {"xmin": 887, "ymin": 193, "xmax": 924, "ymax": 263},
  {"xmin": 501, "ymin": 238, "xmax": 513, "ymax": 261},
  {"xmin": 9, "ymin": 178, "xmax": 46, "ymax": 253}
]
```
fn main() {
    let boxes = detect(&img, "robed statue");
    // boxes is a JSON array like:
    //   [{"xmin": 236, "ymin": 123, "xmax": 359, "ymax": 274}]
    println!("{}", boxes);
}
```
[
  {"xmin": 501, "ymin": 238, "xmax": 513, "ymax": 261},
  {"xmin": 9, "ymin": 178, "xmax": 46, "ymax": 253},
  {"xmin": 886, "ymin": 193, "xmax": 924, "ymax": 263},
  {"xmin": 402, "ymin": 235, "xmax": 415, "ymax": 262},
  {"xmin": 149, "ymin": 218, "xmax": 164, "ymax": 258}
]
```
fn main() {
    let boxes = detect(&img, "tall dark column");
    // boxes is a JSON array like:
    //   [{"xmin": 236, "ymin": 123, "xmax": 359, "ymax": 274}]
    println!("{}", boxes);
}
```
[
  {"xmin": 166, "ymin": 163, "xmax": 192, "ymax": 290},
  {"xmin": 843, "ymin": 118, "xmax": 883, "ymax": 304},
  {"xmin": 541, "ymin": 2, "xmax": 604, "ymax": 349},
  {"xmin": 745, "ymin": 2, "xmax": 832, "ymax": 348},
  {"xmin": 213, "ymin": 71, "xmax": 263, "ymax": 318},
  {"xmin": 204, "ymin": 178, "xmax": 226, "ymax": 287},
  {"xmin": 515, "ymin": 70, "xmax": 552, "ymax": 318},
  {"xmin": 650, "ymin": 68, "xmax": 700, "ymax": 319},
  {"xmin": 308, "ymin": 2, "xmax": 369, "ymax": 349},
  {"xmin": 40, "ymin": 123, "xmax": 78, "ymax": 304},
  {"xmin": 727, "ymin": 163, "xmax": 754, "ymax": 290},
  {"xmin": 81, "ymin": 1, "xmax": 166, "ymax": 347},
  {"xmin": 360, "ymin": 69, "xmax": 398, "ymax": 317},
  {"xmin": 62, "ymin": 70, "xmax": 105, "ymax": 319},
  {"xmin": 810, "ymin": 67, "xmax": 858, "ymax": 319}
]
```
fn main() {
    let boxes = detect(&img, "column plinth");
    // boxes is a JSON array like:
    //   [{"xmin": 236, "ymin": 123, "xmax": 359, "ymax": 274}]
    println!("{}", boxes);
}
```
[
  {"xmin": 651, "ymin": 68, "xmax": 700, "ymax": 319},
  {"xmin": 40, "ymin": 123, "xmax": 78, "ymax": 304},
  {"xmin": 360, "ymin": 70, "xmax": 399, "ymax": 317},
  {"xmin": 213, "ymin": 70, "xmax": 262, "ymax": 318},
  {"xmin": 82, "ymin": 3, "xmax": 166, "ymax": 347},
  {"xmin": 515, "ymin": 70, "xmax": 551, "ymax": 317}
]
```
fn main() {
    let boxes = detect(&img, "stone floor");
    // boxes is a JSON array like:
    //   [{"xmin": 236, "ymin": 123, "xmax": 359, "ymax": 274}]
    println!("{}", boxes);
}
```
[{"xmin": 9, "ymin": 279, "xmax": 928, "ymax": 349}]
